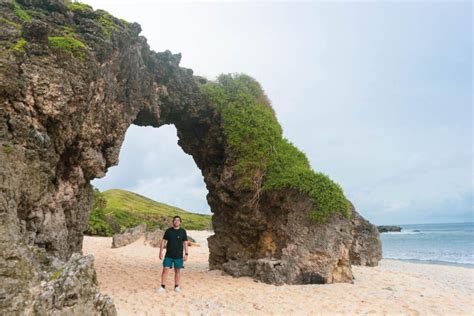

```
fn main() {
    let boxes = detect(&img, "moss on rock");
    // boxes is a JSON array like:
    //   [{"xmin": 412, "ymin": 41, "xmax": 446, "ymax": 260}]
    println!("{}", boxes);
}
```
[
  {"xmin": 0, "ymin": 17, "xmax": 22, "ymax": 29},
  {"xmin": 12, "ymin": 0, "xmax": 32, "ymax": 22},
  {"xmin": 10, "ymin": 38, "xmax": 27, "ymax": 52},
  {"xmin": 96, "ymin": 9, "xmax": 121, "ymax": 39},
  {"xmin": 67, "ymin": 2, "xmax": 93, "ymax": 12},
  {"xmin": 2, "ymin": 143, "xmax": 15, "ymax": 154},
  {"xmin": 49, "ymin": 269, "xmax": 63, "ymax": 281},
  {"xmin": 48, "ymin": 36, "xmax": 87, "ymax": 58}
]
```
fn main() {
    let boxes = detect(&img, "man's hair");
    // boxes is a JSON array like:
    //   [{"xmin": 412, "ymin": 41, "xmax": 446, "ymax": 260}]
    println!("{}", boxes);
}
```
[{"xmin": 173, "ymin": 215, "xmax": 182, "ymax": 222}]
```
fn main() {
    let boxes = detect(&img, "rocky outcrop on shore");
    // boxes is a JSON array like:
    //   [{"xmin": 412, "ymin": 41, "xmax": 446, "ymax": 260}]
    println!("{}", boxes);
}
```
[
  {"xmin": 350, "ymin": 206, "xmax": 382, "ymax": 266},
  {"xmin": 33, "ymin": 253, "xmax": 116, "ymax": 315},
  {"xmin": 112, "ymin": 224, "xmax": 147, "ymax": 248},
  {"xmin": 0, "ymin": 240, "xmax": 116, "ymax": 315},
  {"xmin": 144, "ymin": 228, "xmax": 165, "ymax": 248},
  {"xmin": 212, "ymin": 189, "xmax": 355, "ymax": 285},
  {"xmin": 377, "ymin": 226, "xmax": 402, "ymax": 233},
  {"xmin": 112, "ymin": 225, "xmax": 198, "ymax": 248}
]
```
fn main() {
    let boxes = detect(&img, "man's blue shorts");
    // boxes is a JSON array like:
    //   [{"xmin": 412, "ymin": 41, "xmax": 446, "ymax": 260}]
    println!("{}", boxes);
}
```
[{"xmin": 163, "ymin": 257, "xmax": 184, "ymax": 269}]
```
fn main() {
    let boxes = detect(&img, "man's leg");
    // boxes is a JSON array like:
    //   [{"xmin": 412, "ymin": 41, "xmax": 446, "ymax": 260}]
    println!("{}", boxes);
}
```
[
  {"xmin": 161, "ymin": 267, "xmax": 170, "ymax": 286},
  {"xmin": 174, "ymin": 268, "xmax": 181, "ymax": 286},
  {"xmin": 160, "ymin": 257, "xmax": 173, "ymax": 290}
]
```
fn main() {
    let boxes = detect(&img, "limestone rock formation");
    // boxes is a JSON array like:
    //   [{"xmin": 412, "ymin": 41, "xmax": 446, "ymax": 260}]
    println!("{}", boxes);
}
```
[
  {"xmin": 112, "ymin": 225, "xmax": 197, "ymax": 248},
  {"xmin": 211, "ymin": 189, "xmax": 355, "ymax": 285},
  {"xmin": 145, "ymin": 228, "xmax": 199, "ymax": 247},
  {"xmin": 112, "ymin": 224, "xmax": 146, "ymax": 248},
  {"xmin": 144, "ymin": 228, "xmax": 165, "ymax": 248},
  {"xmin": 0, "ymin": 0, "xmax": 381, "ymax": 313},
  {"xmin": 349, "ymin": 204, "xmax": 383, "ymax": 266},
  {"xmin": 0, "ymin": 240, "xmax": 115, "ymax": 315},
  {"xmin": 33, "ymin": 253, "xmax": 116, "ymax": 315}
]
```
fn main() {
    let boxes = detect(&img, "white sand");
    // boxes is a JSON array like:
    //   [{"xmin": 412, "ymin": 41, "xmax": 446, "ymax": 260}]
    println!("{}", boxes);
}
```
[{"xmin": 83, "ymin": 231, "xmax": 474, "ymax": 315}]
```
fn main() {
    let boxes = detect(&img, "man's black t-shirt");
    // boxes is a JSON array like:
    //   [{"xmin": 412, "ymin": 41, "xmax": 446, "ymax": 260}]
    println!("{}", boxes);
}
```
[{"xmin": 163, "ymin": 227, "xmax": 188, "ymax": 259}]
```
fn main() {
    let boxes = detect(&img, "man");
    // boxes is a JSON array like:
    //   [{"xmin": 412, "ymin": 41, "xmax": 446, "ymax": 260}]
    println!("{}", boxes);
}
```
[{"xmin": 158, "ymin": 215, "xmax": 189, "ymax": 293}]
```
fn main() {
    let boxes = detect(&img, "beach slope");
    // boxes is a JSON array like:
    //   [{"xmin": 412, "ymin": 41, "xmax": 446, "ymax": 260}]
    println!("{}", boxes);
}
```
[{"xmin": 83, "ymin": 231, "xmax": 473, "ymax": 315}]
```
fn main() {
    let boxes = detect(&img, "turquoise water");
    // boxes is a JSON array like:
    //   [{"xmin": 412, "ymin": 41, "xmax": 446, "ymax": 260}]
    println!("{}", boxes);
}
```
[{"xmin": 380, "ymin": 222, "xmax": 474, "ymax": 268}]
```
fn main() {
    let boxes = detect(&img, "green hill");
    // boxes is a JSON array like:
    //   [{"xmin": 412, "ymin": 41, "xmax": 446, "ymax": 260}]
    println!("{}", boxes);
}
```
[{"xmin": 86, "ymin": 189, "xmax": 212, "ymax": 236}]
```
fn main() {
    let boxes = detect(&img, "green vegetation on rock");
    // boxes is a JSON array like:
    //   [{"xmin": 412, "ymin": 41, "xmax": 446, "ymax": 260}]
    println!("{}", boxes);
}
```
[
  {"xmin": 87, "ymin": 188, "xmax": 114, "ymax": 236},
  {"xmin": 0, "ymin": 17, "xmax": 21, "ymax": 29},
  {"xmin": 25, "ymin": 9, "xmax": 45, "ymax": 19},
  {"xmin": 62, "ymin": 26, "xmax": 76, "ymax": 37},
  {"xmin": 67, "ymin": 2, "xmax": 93, "ymax": 12},
  {"xmin": 200, "ymin": 73, "xmax": 350, "ymax": 223},
  {"xmin": 11, "ymin": 38, "xmax": 27, "ymax": 52},
  {"xmin": 48, "ymin": 36, "xmax": 87, "ymax": 58},
  {"xmin": 12, "ymin": 0, "xmax": 32, "ymax": 22},
  {"xmin": 2, "ymin": 143, "xmax": 14, "ymax": 154},
  {"xmin": 49, "ymin": 269, "xmax": 63, "ymax": 281},
  {"xmin": 86, "ymin": 189, "xmax": 212, "ymax": 236},
  {"xmin": 96, "ymin": 9, "xmax": 120, "ymax": 38}
]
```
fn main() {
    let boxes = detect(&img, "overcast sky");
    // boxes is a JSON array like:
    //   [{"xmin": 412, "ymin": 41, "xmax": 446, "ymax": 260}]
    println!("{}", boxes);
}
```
[{"xmin": 90, "ymin": 0, "xmax": 472, "ymax": 225}]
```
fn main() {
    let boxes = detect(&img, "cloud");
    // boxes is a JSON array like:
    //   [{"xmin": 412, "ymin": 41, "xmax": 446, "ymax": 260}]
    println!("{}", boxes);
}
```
[
  {"xmin": 129, "ymin": 173, "xmax": 209, "ymax": 214},
  {"xmin": 92, "ymin": 125, "xmax": 210, "ymax": 214},
  {"xmin": 89, "ymin": 1, "xmax": 472, "ymax": 225}
]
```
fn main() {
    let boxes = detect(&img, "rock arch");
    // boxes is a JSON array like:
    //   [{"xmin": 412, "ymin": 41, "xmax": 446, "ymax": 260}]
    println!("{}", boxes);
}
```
[{"xmin": 0, "ymin": 0, "xmax": 381, "ymax": 314}]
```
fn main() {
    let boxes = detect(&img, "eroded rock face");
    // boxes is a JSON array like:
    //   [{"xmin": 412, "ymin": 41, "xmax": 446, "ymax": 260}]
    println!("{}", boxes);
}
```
[
  {"xmin": 0, "ymin": 240, "xmax": 115, "ymax": 315},
  {"xmin": 1, "ymin": 0, "xmax": 199, "ymax": 312},
  {"xmin": 144, "ymin": 228, "xmax": 165, "ymax": 248},
  {"xmin": 112, "ymin": 224, "xmax": 146, "ymax": 248},
  {"xmin": 33, "ymin": 253, "xmax": 116, "ymax": 315},
  {"xmin": 1, "ymin": 0, "xmax": 381, "ymax": 313},
  {"xmin": 209, "ymin": 189, "xmax": 354, "ymax": 285},
  {"xmin": 350, "ymin": 205, "xmax": 383, "ymax": 267}
]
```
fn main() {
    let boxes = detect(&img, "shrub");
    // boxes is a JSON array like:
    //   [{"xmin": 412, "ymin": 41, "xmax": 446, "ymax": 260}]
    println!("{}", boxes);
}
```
[
  {"xmin": 86, "ymin": 208, "xmax": 115, "ymax": 236},
  {"xmin": 200, "ymin": 73, "xmax": 350, "ymax": 223},
  {"xmin": 92, "ymin": 188, "xmax": 107, "ymax": 211}
]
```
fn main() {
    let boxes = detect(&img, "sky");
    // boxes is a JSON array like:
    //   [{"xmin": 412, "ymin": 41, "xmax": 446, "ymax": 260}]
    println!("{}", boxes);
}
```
[{"xmin": 89, "ymin": 0, "xmax": 473, "ymax": 225}]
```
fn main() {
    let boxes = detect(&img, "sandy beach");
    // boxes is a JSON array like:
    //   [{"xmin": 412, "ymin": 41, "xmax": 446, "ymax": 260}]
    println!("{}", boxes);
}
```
[{"xmin": 82, "ymin": 231, "xmax": 474, "ymax": 315}]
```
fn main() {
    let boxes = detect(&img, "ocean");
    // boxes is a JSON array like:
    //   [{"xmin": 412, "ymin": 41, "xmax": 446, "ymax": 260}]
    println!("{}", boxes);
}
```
[{"xmin": 380, "ymin": 222, "xmax": 474, "ymax": 268}]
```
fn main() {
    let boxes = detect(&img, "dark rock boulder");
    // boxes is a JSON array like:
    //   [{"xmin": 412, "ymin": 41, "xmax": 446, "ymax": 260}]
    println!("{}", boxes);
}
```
[{"xmin": 377, "ymin": 225, "xmax": 402, "ymax": 233}]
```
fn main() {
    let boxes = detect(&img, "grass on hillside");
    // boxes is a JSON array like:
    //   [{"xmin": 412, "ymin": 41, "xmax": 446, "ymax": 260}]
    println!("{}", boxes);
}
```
[{"xmin": 86, "ymin": 189, "xmax": 212, "ymax": 236}]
